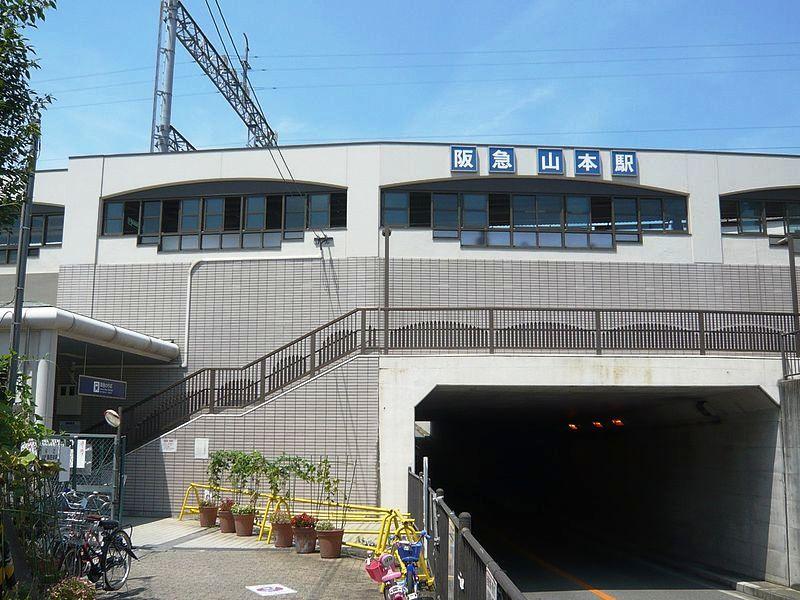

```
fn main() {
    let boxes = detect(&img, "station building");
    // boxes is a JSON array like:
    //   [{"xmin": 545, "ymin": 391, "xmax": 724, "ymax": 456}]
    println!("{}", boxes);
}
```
[{"xmin": 13, "ymin": 142, "xmax": 800, "ymax": 585}]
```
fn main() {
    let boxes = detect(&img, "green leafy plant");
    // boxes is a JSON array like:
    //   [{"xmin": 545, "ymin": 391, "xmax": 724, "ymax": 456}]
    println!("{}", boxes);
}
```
[
  {"xmin": 207, "ymin": 449, "xmax": 233, "ymax": 503},
  {"xmin": 47, "ymin": 576, "xmax": 96, "ymax": 600},
  {"xmin": 231, "ymin": 503, "xmax": 255, "ymax": 515},
  {"xmin": 316, "ymin": 520, "xmax": 336, "ymax": 531}
]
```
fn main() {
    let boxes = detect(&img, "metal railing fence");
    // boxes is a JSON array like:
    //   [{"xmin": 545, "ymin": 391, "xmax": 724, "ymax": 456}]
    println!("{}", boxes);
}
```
[
  {"xmin": 408, "ymin": 471, "xmax": 525, "ymax": 600},
  {"xmin": 108, "ymin": 306, "xmax": 794, "ymax": 450}
]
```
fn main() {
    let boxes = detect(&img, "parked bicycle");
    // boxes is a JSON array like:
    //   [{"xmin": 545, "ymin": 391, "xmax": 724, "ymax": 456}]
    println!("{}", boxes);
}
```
[
  {"xmin": 58, "ymin": 489, "xmax": 137, "ymax": 590},
  {"xmin": 365, "ymin": 530, "xmax": 430, "ymax": 600}
]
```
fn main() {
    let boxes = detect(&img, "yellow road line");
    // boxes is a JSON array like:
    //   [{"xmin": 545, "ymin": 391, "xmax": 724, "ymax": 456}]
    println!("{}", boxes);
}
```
[{"xmin": 526, "ymin": 550, "xmax": 616, "ymax": 600}]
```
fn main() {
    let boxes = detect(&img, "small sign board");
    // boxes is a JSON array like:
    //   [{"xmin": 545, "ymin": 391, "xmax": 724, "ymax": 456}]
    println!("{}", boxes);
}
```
[
  {"xmin": 485, "ymin": 567, "xmax": 497, "ymax": 600},
  {"xmin": 246, "ymin": 584, "xmax": 297, "ymax": 597},
  {"xmin": 160, "ymin": 438, "xmax": 177, "ymax": 453},
  {"xmin": 194, "ymin": 438, "xmax": 209, "ymax": 459},
  {"xmin": 78, "ymin": 375, "xmax": 127, "ymax": 401}
]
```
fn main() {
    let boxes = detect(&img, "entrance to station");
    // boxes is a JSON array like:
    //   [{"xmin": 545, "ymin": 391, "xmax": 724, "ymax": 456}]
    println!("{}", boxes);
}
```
[{"xmin": 415, "ymin": 385, "xmax": 785, "ymax": 594}]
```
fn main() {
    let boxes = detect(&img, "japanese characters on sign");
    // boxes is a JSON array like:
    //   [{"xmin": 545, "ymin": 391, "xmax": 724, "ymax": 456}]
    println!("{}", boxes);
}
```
[
  {"xmin": 575, "ymin": 149, "xmax": 601, "ymax": 176},
  {"xmin": 488, "ymin": 146, "xmax": 516, "ymax": 173},
  {"xmin": 611, "ymin": 150, "xmax": 638, "ymax": 176},
  {"xmin": 537, "ymin": 148, "xmax": 564, "ymax": 174},
  {"xmin": 449, "ymin": 145, "xmax": 638, "ymax": 177},
  {"xmin": 451, "ymin": 145, "xmax": 478, "ymax": 172}
]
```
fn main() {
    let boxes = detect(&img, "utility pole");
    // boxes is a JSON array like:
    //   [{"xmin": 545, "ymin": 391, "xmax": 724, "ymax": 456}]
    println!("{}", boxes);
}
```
[
  {"xmin": 8, "ymin": 131, "xmax": 40, "ymax": 394},
  {"xmin": 382, "ymin": 227, "xmax": 391, "ymax": 354},
  {"xmin": 152, "ymin": 0, "xmax": 178, "ymax": 153}
]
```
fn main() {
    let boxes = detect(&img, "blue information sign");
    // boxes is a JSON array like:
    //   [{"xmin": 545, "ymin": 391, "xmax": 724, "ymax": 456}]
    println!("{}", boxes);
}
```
[
  {"xmin": 78, "ymin": 375, "xmax": 127, "ymax": 400},
  {"xmin": 574, "ymin": 149, "xmax": 601, "ymax": 176},
  {"xmin": 450, "ymin": 145, "xmax": 478, "ymax": 172},
  {"xmin": 537, "ymin": 148, "xmax": 564, "ymax": 174},
  {"xmin": 488, "ymin": 146, "xmax": 516, "ymax": 173},
  {"xmin": 611, "ymin": 151, "xmax": 638, "ymax": 176}
]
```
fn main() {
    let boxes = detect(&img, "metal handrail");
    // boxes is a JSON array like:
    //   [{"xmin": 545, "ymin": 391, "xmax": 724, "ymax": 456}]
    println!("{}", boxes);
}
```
[{"xmin": 104, "ymin": 306, "xmax": 795, "ymax": 448}]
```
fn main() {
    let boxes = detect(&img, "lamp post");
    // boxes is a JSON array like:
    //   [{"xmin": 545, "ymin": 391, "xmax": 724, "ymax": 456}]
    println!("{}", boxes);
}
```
[
  {"xmin": 382, "ymin": 227, "xmax": 391, "ymax": 355},
  {"xmin": 104, "ymin": 408, "xmax": 122, "ymax": 519}
]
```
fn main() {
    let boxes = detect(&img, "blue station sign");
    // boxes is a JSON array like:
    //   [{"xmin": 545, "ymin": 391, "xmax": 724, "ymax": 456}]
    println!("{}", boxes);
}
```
[
  {"xmin": 450, "ymin": 146, "xmax": 638, "ymax": 177},
  {"xmin": 78, "ymin": 375, "xmax": 127, "ymax": 401}
]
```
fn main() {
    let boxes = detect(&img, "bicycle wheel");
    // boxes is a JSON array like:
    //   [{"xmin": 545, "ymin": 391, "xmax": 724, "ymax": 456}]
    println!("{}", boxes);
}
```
[
  {"xmin": 102, "ymin": 529, "xmax": 133, "ymax": 591},
  {"xmin": 61, "ymin": 544, "xmax": 87, "ymax": 578}
]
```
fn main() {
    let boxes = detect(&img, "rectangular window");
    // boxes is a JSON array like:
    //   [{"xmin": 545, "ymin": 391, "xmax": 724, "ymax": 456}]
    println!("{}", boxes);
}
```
[
  {"xmin": 536, "ymin": 196, "xmax": 562, "ymax": 230},
  {"xmin": 244, "ymin": 196, "xmax": 266, "ymax": 230},
  {"xmin": 720, "ymin": 199, "xmax": 738, "ymax": 234},
  {"xmin": 45, "ymin": 215, "xmax": 63, "ymax": 244},
  {"xmin": 432, "ymin": 193, "xmax": 458, "ymax": 230},
  {"xmin": 309, "ymin": 193, "xmax": 330, "ymax": 229},
  {"xmin": 663, "ymin": 198, "xmax": 688, "ymax": 232},
  {"xmin": 565, "ymin": 196, "xmax": 590, "ymax": 230},
  {"xmin": 203, "ymin": 197, "xmax": 224, "ymax": 231},
  {"xmin": 30, "ymin": 216, "xmax": 44, "ymax": 246},
  {"xmin": 284, "ymin": 195, "xmax": 306, "ymax": 233},
  {"xmin": 330, "ymin": 192, "xmax": 347, "ymax": 228},
  {"xmin": 383, "ymin": 192, "xmax": 409, "ymax": 227},
  {"xmin": 266, "ymin": 195, "xmax": 283, "ymax": 229},
  {"xmin": 512, "ymin": 195, "xmax": 536, "ymax": 228},
  {"xmin": 103, "ymin": 202, "xmax": 124, "ymax": 235},
  {"xmin": 409, "ymin": 192, "xmax": 431, "ymax": 227},
  {"xmin": 460, "ymin": 230, "xmax": 486, "ymax": 247},
  {"xmin": 462, "ymin": 194, "xmax": 488, "ymax": 229},
  {"xmin": 788, "ymin": 203, "xmax": 800, "ymax": 235},
  {"xmin": 739, "ymin": 200, "xmax": 764, "ymax": 233},
  {"xmin": 590, "ymin": 197, "xmax": 613, "ymax": 232},
  {"xmin": 765, "ymin": 202, "xmax": 785, "ymax": 236},
  {"xmin": 488, "ymin": 194, "xmax": 511, "ymax": 228},
  {"xmin": 223, "ymin": 197, "xmax": 241, "ymax": 231},
  {"xmin": 161, "ymin": 200, "xmax": 180, "ymax": 233},
  {"xmin": 181, "ymin": 199, "xmax": 200, "ymax": 232},
  {"xmin": 640, "ymin": 198, "xmax": 663, "ymax": 230},
  {"xmin": 141, "ymin": 201, "xmax": 161, "ymax": 235},
  {"xmin": 614, "ymin": 198, "xmax": 638, "ymax": 231}
]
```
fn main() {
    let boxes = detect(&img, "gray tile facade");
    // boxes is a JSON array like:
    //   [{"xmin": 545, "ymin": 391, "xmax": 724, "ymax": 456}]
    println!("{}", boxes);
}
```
[{"xmin": 123, "ymin": 356, "xmax": 379, "ymax": 516}]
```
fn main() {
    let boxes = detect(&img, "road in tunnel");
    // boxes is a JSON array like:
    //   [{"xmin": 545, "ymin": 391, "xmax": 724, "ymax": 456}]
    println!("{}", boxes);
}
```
[{"xmin": 414, "ymin": 385, "xmax": 785, "ymax": 599}]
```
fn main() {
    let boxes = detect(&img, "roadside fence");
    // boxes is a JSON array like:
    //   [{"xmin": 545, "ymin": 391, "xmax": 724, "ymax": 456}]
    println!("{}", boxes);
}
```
[{"xmin": 408, "ymin": 471, "xmax": 526, "ymax": 600}]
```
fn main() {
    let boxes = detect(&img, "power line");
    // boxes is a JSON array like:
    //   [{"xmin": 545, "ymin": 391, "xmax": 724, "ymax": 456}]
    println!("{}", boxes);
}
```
[
  {"xmin": 213, "ymin": 0, "xmax": 244, "ymax": 71},
  {"xmin": 47, "ymin": 73, "xmax": 205, "ymax": 95},
  {"xmin": 203, "ymin": 0, "xmax": 231, "ymax": 63},
  {"xmin": 252, "ymin": 40, "xmax": 800, "ymax": 59},
  {"xmin": 253, "ymin": 52, "xmax": 800, "ymax": 73}
]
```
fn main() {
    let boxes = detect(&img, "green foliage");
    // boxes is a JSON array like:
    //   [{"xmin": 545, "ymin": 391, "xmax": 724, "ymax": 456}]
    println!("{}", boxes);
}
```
[
  {"xmin": 230, "ymin": 503, "xmax": 255, "ymax": 515},
  {"xmin": 315, "ymin": 520, "xmax": 336, "ymax": 531},
  {"xmin": 0, "ymin": 0, "xmax": 56, "ymax": 226},
  {"xmin": 270, "ymin": 510, "xmax": 290, "ymax": 524},
  {"xmin": 47, "ymin": 576, "xmax": 96, "ymax": 600},
  {"xmin": 206, "ymin": 449, "xmax": 233, "ymax": 501}
]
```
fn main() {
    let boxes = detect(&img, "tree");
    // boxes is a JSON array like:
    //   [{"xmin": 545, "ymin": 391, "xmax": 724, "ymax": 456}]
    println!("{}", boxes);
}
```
[{"xmin": 0, "ymin": 0, "xmax": 55, "ymax": 228}]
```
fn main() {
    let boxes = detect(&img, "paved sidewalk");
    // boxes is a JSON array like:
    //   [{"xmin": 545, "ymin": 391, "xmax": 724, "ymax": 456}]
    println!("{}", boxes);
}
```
[{"xmin": 105, "ymin": 516, "xmax": 379, "ymax": 599}]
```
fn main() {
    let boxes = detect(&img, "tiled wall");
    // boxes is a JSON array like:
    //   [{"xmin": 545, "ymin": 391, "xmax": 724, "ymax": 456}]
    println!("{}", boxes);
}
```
[{"xmin": 123, "ymin": 356, "xmax": 379, "ymax": 516}]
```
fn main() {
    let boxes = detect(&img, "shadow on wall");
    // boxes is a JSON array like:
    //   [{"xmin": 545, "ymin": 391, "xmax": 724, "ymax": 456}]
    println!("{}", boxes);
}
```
[{"xmin": 420, "ymin": 406, "xmax": 787, "ymax": 588}]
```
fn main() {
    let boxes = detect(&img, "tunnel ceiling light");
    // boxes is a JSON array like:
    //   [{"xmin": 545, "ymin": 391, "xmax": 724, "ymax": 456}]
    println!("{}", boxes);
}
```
[
  {"xmin": 611, "ymin": 418, "xmax": 624, "ymax": 427},
  {"xmin": 592, "ymin": 421, "xmax": 603, "ymax": 429},
  {"xmin": 567, "ymin": 423, "xmax": 579, "ymax": 431}
]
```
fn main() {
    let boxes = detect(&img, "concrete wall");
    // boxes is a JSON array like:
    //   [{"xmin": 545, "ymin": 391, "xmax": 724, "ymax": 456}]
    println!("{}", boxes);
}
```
[
  {"xmin": 123, "ymin": 356, "xmax": 379, "ymax": 516},
  {"xmin": 779, "ymin": 379, "xmax": 800, "ymax": 587}
]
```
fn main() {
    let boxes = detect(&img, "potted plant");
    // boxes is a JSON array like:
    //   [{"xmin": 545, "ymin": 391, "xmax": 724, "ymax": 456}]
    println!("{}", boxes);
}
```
[
  {"xmin": 232, "ymin": 503, "xmax": 256, "ymax": 536},
  {"xmin": 291, "ymin": 512, "xmax": 317, "ymax": 553},
  {"xmin": 316, "ymin": 520, "xmax": 344, "ymax": 558},
  {"xmin": 218, "ymin": 498, "xmax": 235, "ymax": 533},
  {"xmin": 270, "ymin": 510, "xmax": 293, "ymax": 547},
  {"xmin": 198, "ymin": 495, "xmax": 218, "ymax": 528},
  {"xmin": 204, "ymin": 450, "xmax": 232, "ymax": 528}
]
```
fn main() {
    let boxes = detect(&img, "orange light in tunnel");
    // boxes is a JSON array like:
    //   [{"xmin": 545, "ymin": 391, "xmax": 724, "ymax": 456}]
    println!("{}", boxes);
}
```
[
  {"xmin": 567, "ymin": 423, "xmax": 579, "ymax": 431},
  {"xmin": 592, "ymin": 421, "xmax": 603, "ymax": 429},
  {"xmin": 611, "ymin": 418, "xmax": 624, "ymax": 427}
]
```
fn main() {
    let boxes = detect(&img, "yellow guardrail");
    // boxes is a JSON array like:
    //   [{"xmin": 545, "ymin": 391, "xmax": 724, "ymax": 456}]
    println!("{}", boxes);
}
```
[{"xmin": 178, "ymin": 482, "xmax": 433, "ymax": 586}]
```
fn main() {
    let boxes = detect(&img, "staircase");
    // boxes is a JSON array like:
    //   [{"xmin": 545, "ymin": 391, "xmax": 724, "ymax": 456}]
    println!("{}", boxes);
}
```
[{"xmin": 110, "ymin": 306, "xmax": 794, "ymax": 451}]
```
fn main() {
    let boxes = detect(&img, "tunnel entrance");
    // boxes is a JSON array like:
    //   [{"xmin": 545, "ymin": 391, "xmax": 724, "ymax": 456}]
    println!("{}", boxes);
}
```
[{"xmin": 415, "ymin": 385, "xmax": 786, "ymax": 596}]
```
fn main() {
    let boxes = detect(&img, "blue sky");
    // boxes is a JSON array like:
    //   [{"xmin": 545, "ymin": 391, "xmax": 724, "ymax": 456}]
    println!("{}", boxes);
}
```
[{"xmin": 28, "ymin": 0, "xmax": 800, "ymax": 169}]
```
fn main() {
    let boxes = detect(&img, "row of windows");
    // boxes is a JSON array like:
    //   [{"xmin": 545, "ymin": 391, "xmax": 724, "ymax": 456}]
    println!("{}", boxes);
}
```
[
  {"xmin": 102, "ymin": 193, "xmax": 347, "ymax": 250},
  {"xmin": 720, "ymin": 199, "xmax": 800, "ymax": 236},
  {"xmin": 382, "ymin": 191, "xmax": 687, "ymax": 249}
]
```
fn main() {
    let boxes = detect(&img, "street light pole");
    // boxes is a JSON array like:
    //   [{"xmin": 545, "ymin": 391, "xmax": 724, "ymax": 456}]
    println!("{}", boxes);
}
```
[{"xmin": 382, "ymin": 227, "xmax": 391, "ymax": 355}]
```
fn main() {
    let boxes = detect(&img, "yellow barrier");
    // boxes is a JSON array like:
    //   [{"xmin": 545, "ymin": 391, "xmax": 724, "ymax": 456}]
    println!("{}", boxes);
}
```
[{"xmin": 178, "ymin": 482, "xmax": 433, "ymax": 587}]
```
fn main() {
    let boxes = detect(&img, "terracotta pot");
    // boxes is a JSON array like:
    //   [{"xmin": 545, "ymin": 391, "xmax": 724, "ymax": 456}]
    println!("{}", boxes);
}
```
[
  {"xmin": 292, "ymin": 526, "xmax": 317, "ymax": 554},
  {"xmin": 271, "ymin": 522, "xmax": 293, "ymax": 548},
  {"xmin": 234, "ymin": 512, "xmax": 256, "ymax": 536},
  {"xmin": 198, "ymin": 505, "xmax": 218, "ymax": 528},
  {"xmin": 317, "ymin": 529, "xmax": 344, "ymax": 558},
  {"xmin": 218, "ymin": 510, "xmax": 235, "ymax": 533}
]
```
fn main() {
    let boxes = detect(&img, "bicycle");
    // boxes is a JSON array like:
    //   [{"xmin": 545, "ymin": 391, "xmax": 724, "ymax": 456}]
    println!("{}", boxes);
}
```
[
  {"xmin": 58, "ymin": 490, "xmax": 137, "ymax": 590},
  {"xmin": 365, "ymin": 530, "xmax": 430, "ymax": 600}
]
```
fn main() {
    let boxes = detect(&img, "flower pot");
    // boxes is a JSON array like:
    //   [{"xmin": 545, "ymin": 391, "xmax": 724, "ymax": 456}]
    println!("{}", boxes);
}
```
[
  {"xmin": 271, "ymin": 522, "xmax": 293, "ymax": 548},
  {"xmin": 234, "ymin": 513, "xmax": 256, "ymax": 536},
  {"xmin": 317, "ymin": 529, "xmax": 344, "ymax": 558},
  {"xmin": 292, "ymin": 526, "xmax": 317, "ymax": 554},
  {"xmin": 199, "ymin": 505, "xmax": 218, "ymax": 528},
  {"xmin": 218, "ymin": 510, "xmax": 235, "ymax": 533}
]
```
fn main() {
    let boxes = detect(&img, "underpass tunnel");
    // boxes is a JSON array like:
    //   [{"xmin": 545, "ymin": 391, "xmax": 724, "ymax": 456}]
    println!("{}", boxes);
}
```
[{"xmin": 415, "ymin": 385, "xmax": 787, "ymax": 590}]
